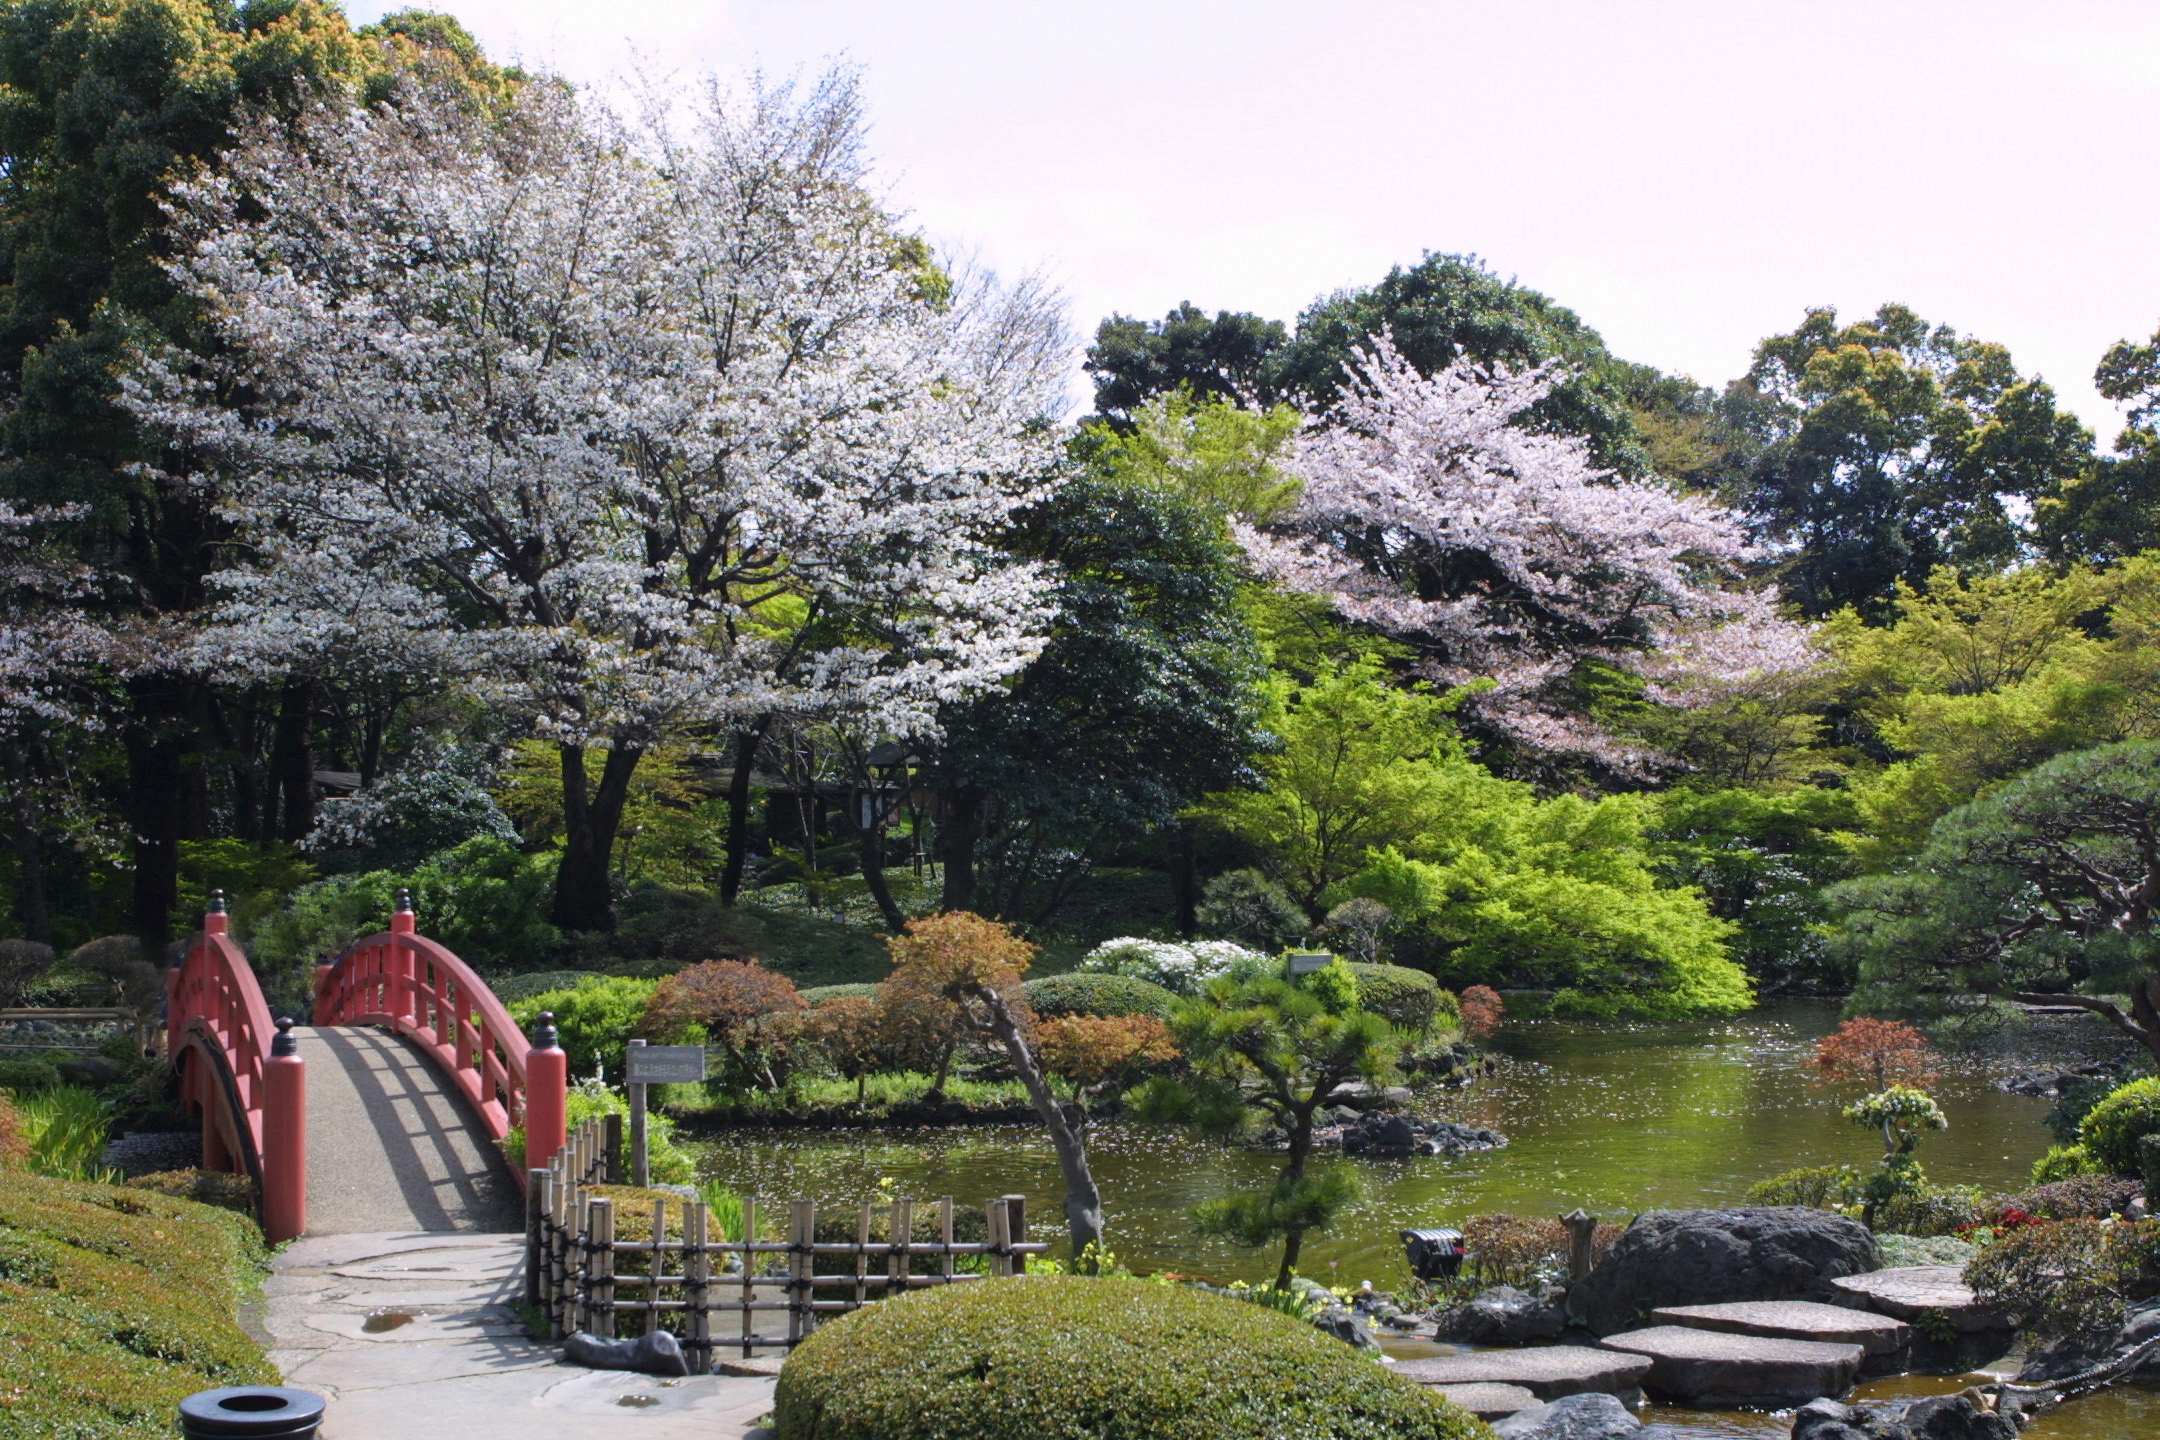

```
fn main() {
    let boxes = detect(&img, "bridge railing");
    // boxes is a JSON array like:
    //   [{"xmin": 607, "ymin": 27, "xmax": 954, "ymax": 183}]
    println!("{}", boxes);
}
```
[
  {"xmin": 313, "ymin": 889, "xmax": 567, "ymax": 1181},
  {"xmin": 168, "ymin": 893, "xmax": 306, "ymax": 1242}
]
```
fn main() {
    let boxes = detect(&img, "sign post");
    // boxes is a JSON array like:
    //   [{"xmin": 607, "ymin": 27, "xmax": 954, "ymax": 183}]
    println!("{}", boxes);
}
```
[{"xmin": 622, "ymin": 1040, "xmax": 707, "ymax": 1187}]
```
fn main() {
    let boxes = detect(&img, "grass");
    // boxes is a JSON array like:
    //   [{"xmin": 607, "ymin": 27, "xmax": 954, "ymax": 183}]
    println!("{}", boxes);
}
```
[
  {"xmin": 668, "ymin": 1071, "xmax": 1034, "ymax": 1125},
  {"xmin": 15, "ymin": 1084, "xmax": 116, "ymax": 1182},
  {"xmin": 0, "ymin": 1171, "xmax": 276, "ymax": 1438}
]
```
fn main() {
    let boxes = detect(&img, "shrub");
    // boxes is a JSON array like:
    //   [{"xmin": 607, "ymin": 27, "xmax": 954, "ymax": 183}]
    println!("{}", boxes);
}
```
[
  {"xmin": 303, "ymin": 744, "xmax": 518, "ymax": 873},
  {"xmin": 2078, "ymin": 1076, "xmax": 2160, "ymax": 1175},
  {"xmin": 493, "ymin": 969, "xmax": 606, "ymax": 1002},
  {"xmin": 1747, "ymin": 1165, "xmax": 1860, "ymax": 1210},
  {"xmin": 1812, "ymin": 1018, "xmax": 1938, "ymax": 1091},
  {"xmin": 799, "ymin": 982, "xmax": 879, "ymax": 1007},
  {"xmin": 1319, "ymin": 898, "xmax": 1394, "ymax": 964},
  {"xmin": 2046, "ymin": 1073, "xmax": 2125, "ymax": 1144},
  {"xmin": 1991, "ymin": 1176, "xmax": 2142, "ymax": 1222},
  {"xmin": 2031, "ymin": 1143, "xmax": 2102, "ymax": 1183},
  {"xmin": 506, "ymin": 975, "xmax": 659, "ymax": 1082},
  {"xmin": 66, "ymin": 935, "xmax": 162, "ymax": 1019},
  {"xmin": 1965, "ymin": 1218, "xmax": 2160, "ymax": 1343},
  {"xmin": 772, "ymin": 1276, "xmax": 1486, "ymax": 1440},
  {"xmin": 127, "ymin": 1169, "xmax": 258, "ymax": 1215},
  {"xmin": 1038, "ymin": 1014, "xmax": 1178, "ymax": 1091},
  {"xmin": 1878, "ymin": 1233, "xmax": 1976, "ymax": 1268},
  {"xmin": 1459, "ymin": 984, "xmax": 1504, "ymax": 1040},
  {"xmin": 1075, "ymin": 937, "xmax": 1261, "ymax": 995},
  {"xmin": 1459, "ymin": 1213, "xmax": 1621, "ymax": 1289},
  {"xmin": 2143, "ymin": 1134, "xmax": 2160, "ymax": 1201},
  {"xmin": 643, "ymin": 960, "xmax": 804, "ymax": 1092},
  {"xmin": 0, "ymin": 1172, "xmax": 274, "ymax": 1438},
  {"xmin": 1873, "ymin": 1184, "xmax": 1983, "ymax": 1237},
  {"xmin": 0, "ymin": 937, "xmax": 55, "ymax": 1006},
  {"xmin": 500, "ymin": 1080, "xmax": 695, "ymax": 1184},
  {"xmin": 1195, "ymin": 869, "xmax": 1309, "ymax": 953},
  {"xmin": 0, "ymin": 1057, "xmax": 62, "ymax": 1094},
  {"xmin": 1346, "ymin": 964, "xmax": 1441, "ymax": 1036},
  {"xmin": 1023, "ymin": 973, "xmax": 1178, "ymax": 1023}
]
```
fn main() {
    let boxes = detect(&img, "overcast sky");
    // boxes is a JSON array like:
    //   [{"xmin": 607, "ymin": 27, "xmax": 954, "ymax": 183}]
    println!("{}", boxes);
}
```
[{"xmin": 351, "ymin": 0, "xmax": 2160, "ymax": 439}]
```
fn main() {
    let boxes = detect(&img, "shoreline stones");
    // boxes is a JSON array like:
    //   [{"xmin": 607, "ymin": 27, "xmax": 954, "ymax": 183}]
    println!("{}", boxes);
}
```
[
  {"xmin": 1791, "ymin": 1392, "xmax": 2021, "ymax": 1440},
  {"xmin": 1436, "ymin": 1285, "xmax": 1569, "ymax": 1345},
  {"xmin": 1568, "ymin": 1208, "xmax": 1880, "ymax": 1335},
  {"xmin": 1493, "ymin": 1392, "xmax": 1644, "ymax": 1440}
]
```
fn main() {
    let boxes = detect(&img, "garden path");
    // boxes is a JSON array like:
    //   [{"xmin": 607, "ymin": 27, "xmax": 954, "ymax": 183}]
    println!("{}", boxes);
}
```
[{"xmin": 256, "ymin": 1230, "xmax": 778, "ymax": 1438}]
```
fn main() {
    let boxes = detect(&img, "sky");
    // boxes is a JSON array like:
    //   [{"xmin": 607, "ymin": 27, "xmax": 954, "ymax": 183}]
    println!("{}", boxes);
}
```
[{"xmin": 351, "ymin": 0, "xmax": 2160, "ymax": 439}]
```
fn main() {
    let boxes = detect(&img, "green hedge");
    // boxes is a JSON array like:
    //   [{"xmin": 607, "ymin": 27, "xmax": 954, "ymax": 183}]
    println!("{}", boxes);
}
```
[
  {"xmin": 774, "ymin": 1276, "xmax": 1489, "ymax": 1440},
  {"xmin": 0, "ymin": 1057, "xmax": 62, "ymax": 1093},
  {"xmin": 799, "ymin": 983, "xmax": 879, "ymax": 1007},
  {"xmin": 505, "ymin": 975, "xmax": 660, "ymax": 1082},
  {"xmin": 2079, "ymin": 1077, "xmax": 2160, "ymax": 1175},
  {"xmin": 494, "ymin": 969, "xmax": 609, "ymax": 1002},
  {"xmin": 1346, "ymin": 964, "xmax": 1443, "ymax": 1034},
  {"xmin": 1023, "ymin": 973, "xmax": 1178, "ymax": 1022},
  {"xmin": 0, "ymin": 1173, "xmax": 275, "ymax": 1439}
]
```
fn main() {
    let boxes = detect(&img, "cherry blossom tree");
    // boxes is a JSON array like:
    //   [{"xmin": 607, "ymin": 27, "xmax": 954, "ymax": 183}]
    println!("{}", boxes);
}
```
[
  {"xmin": 127, "ymin": 70, "xmax": 1064, "ymax": 930},
  {"xmin": 1241, "ymin": 334, "xmax": 1814, "ymax": 769}
]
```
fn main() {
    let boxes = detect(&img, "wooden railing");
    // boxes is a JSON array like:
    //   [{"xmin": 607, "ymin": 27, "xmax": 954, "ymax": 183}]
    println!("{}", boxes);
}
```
[
  {"xmin": 313, "ymin": 890, "xmax": 534, "ymax": 1147},
  {"xmin": 169, "ymin": 898, "xmax": 279, "ymax": 1163},
  {"xmin": 529, "ymin": 1115, "xmax": 1045, "ymax": 1367}
]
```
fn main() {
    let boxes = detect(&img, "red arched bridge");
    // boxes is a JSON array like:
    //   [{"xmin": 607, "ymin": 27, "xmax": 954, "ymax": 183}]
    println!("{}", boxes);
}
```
[{"xmin": 168, "ymin": 890, "xmax": 568, "ymax": 1242}]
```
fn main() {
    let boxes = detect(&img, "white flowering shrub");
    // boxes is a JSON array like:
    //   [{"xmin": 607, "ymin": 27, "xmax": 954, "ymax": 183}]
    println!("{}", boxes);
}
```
[{"xmin": 1076, "ymin": 937, "xmax": 1266, "ymax": 995}]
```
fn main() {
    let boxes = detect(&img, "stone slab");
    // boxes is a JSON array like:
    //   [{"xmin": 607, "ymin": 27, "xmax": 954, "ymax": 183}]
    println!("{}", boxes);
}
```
[
  {"xmin": 1395, "ymin": 1346, "xmax": 1654, "ymax": 1400},
  {"xmin": 1828, "ymin": 1267, "xmax": 2006, "ymax": 1333},
  {"xmin": 1599, "ymin": 1325, "xmax": 1862, "ymax": 1408},
  {"xmin": 1650, "ymin": 1300, "xmax": 1911, "ymax": 1358},
  {"xmin": 1429, "ymin": 1382, "xmax": 1541, "ymax": 1419}
]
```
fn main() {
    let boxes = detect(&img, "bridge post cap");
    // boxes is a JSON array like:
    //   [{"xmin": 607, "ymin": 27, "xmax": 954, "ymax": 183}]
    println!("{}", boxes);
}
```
[
  {"xmin": 207, "ymin": 889, "xmax": 227, "ymax": 915},
  {"xmin": 533, "ymin": 1011, "xmax": 560, "ymax": 1050},
  {"xmin": 271, "ymin": 1017, "xmax": 299, "ymax": 1058},
  {"xmin": 395, "ymin": 887, "xmax": 414, "ymax": 914}
]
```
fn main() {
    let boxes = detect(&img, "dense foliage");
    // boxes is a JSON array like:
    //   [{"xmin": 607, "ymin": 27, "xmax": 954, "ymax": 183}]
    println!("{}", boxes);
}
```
[{"xmin": 773, "ymin": 1277, "xmax": 1489, "ymax": 1440}]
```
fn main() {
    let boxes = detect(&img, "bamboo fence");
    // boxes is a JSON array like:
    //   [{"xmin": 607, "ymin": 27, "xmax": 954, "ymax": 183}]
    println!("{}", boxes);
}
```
[{"xmin": 525, "ymin": 1114, "xmax": 1048, "ymax": 1368}]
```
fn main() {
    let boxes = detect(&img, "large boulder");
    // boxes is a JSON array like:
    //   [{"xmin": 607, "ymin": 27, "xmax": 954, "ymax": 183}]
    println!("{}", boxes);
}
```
[
  {"xmin": 1568, "ymin": 1209, "xmax": 1879, "ymax": 1336},
  {"xmin": 1437, "ymin": 1285, "xmax": 1569, "ymax": 1345},
  {"xmin": 1790, "ymin": 1392, "xmax": 2018, "ymax": 1440},
  {"xmin": 1493, "ymin": 1392, "xmax": 1642, "ymax": 1440}
]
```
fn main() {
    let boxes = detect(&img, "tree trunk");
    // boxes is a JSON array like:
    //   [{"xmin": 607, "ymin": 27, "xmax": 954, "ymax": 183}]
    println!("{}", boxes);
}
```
[
  {"xmin": 5, "ymin": 739, "xmax": 50, "ymax": 944},
  {"xmin": 123, "ymin": 678, "xmax": 189, "ymax": 956},
  {"xmin": 1276, "ymin": 1111, "xmax": 1314, "ymax": 1290},
  {"xmin": 971, "ymin": 983, "xmax": 1105, "ymax": 1261},
  {"xmin": 274, "ymin": 677, "xmax": 317, "ymax": 845},
  {"xmin": 860, "ymin": 816, "xmax": 907, "ymax": 934},
  {"xmin": 719, "ymin": 718, "xmax": 770, "ymax": 906},
  {"xmin": 551, "ymin": 742, "xmax": 643, "ymax": 932},
  {"xmin": 940, "ymin": 785, "xmax": 983, "ymax": 912}
]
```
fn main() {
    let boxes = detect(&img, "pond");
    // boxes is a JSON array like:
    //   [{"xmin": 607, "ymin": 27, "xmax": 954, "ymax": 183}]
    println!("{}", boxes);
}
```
[{"xmin": 690, "ymin": 1001, "xmax": 2157, "ymax": 1439}]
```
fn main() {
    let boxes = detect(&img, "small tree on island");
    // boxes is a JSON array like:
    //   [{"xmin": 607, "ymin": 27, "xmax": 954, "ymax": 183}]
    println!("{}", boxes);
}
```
[
  {"xmin": 1136, "ymin": 957, "xmax": 1402, "ymax": 1288},
  {"xmin": 1813, "ymin": 1017, "xmax": 1947, "ymax": 1227},
  {"xmin": 883, "ymin": 913, "xmax": 1107, "ymax": 1261}
]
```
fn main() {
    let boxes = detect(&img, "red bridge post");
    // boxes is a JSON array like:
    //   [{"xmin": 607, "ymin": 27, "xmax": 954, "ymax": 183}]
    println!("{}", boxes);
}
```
[
  {"xmin": 526, "ymin": 1012, "xmax": 567, "ymax": 1173},
  {"xmin": 389, "ymin": 888, "xmax": 417, "ymax": 1025},
  {"xmin": 262, "ymin": 1017, "xmax": 307, "ymax": 1243}
]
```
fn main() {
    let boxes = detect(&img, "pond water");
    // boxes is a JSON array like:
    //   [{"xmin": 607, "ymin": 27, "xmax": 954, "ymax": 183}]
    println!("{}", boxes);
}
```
[{"xmin": 690, "ymin": 1001, "xmax": 2158, "ymax": 1439}]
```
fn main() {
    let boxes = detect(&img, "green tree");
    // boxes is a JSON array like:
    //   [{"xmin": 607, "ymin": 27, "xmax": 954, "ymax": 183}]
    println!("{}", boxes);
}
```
[
  {"xmin": 1833, "ymin": 740, "xmax": 2160, "ymax": 1064},
  {"xmin": 1724, "ymin": 303, "xmax": 2095, "ymax": 617},
  {"xmin": 1137, "ymin": 962, "xmax": 1399, "ymax": 1288},
  {"xmin": 2040, "ymin": 320, "xmax": 2160, "ymax": 562},
  {"xmin": 1084, "ymin": 302, "xmax": 1288, "ymax": 428},
  {"xmin": 1080, "ymin": 389, "xmax": 1303, "ymax": 524}
]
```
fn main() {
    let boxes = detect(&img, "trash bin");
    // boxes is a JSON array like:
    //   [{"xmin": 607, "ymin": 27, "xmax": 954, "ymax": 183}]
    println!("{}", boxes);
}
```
[
  {"xmin": 1399, "ymin": 1226, "xmax": 1466, "ymax": 1281},
  {"xmin": 178, "ymin": 1387, "xmax": 326, "ymax": 1438}
]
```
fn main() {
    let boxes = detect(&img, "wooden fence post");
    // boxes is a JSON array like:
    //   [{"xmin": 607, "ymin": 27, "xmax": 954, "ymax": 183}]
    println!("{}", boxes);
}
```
[
  {"xmin": 1002, "ymin": 1194, "xmax": 1027, "ymax": 1265},
  {"xmin": 604, "ymin": 1112, "xmax": 623, "ymax": 1184},
  {"xmin": 687, "ymin": 1200, "xmax": 711, "ymax": 1370},
  {"xmin": 986, "ymin": 1198, "xmax": 1011, "ymax": 1279},
  {"xmin": 526, "ymin": 1168, "xmax": 547, "ymax": 1308},
  {"xmin": 890, "ymin": 1197, "xmax": 911, "ymax": 1299},
  {"xmin": 788, "ymin": 1199, "xmax": 814, "ymax": 1345},
  {"xmin": 591, "ymin": 1198, "xmax": 616, "ymax": 1340},
  {"xmin": 939, "ymin": 1197, "xmax": 955, "ymax": 1286},
  {"xmin": 1561, "ymin": 1208, "xmax": 1597, "ymax": 1282}
]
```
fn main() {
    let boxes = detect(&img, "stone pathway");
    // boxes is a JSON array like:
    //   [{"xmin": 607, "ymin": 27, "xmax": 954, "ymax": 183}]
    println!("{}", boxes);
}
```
[
  {"xmin": 1828, "ymin": 1265, "xmax": 2002, "ymax": 1332},
  {"xmin": 1650, "ymin": 1299, "xmax": 1911, "ymax": 1370},
  {"xmin": 1599, "ymin": 1324, "xmax": 1865, "ymax": 1408},
  {"xmin": 257, "ymin": 1231, "xmax": 777, "ymax": 1438},
  {"xmin": 1394, "ymin": 1345, "xmax": 1653, "ymax": 1402}
]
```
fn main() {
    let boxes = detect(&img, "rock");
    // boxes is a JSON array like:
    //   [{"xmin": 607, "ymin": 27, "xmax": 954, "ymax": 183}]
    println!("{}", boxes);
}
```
[
  {"xmin": 1431, "ymin": 1383, "xmax": 1542, "ymax": 1420},
  {"xmin": 1599, "ymin": 1325, "xmax": 1862, "ymax": 1408},
  {"xmin": 2017, "ymin": 1296, "xmax": 2160, "ymax": 1383},
  {"xmin": 1649, "ymin": 1300, "xmax": 1910, "ymax": 1371},
  {"xmin": 1425, "ymin": 1119, "xmax": 1508, "ymax": 1155},
  {"xmin": 1395, "ymin": 1346, "xmax": 1654, "ymax": 1402},
  {"xmin": 1827, "ymin": 1267, "xmax": 2003, "ymax": 1334},
  {"xmin": 562, "ymin": 1329, "xmax": 690, "ymax": 1377},
  {"xmin": 1310, "ymin": 1304, "xmax": 1378, "ymax": 1350},
  {"xmin": 1437, "ymin": 1285, "xmax": 1569, "ymax": 1345},
  {"xmin": 1790, "ymin": 1391, "xmax": 2018, "ymax": 1440},
  {"xmin": 56, "ymin": 1055, "xmax": 121, "ymax": 1086},
  {"xmin": 1568, "ymin": 1208, "xmax": 1880, "ymax": 1335},
  {"xmin": 1344, "ymin": 1113, "xmax": 1420, "ymax": 1157},
  {"xmin": 1493, "ymin": 1392, "xmax": 1643, "ymax": 1440}
]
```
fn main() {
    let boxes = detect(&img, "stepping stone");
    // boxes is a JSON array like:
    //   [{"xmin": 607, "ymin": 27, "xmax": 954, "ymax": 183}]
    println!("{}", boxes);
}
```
[
  {"xmin": 1599, "ymin": 1325, "xmax": 1863, "ymax": 1408},
  {"xmin": 1428, "ymin": 1383, "xmax": 1541, "ymax": 1420},
  {"xmin": 1394, "ymin": 1346, "xmax": 1654, "ymax": 1401},
  {"xmin": 1650, "ymin": 1299, "xmax": 1911, "ymax": 1367},
  {"xmin": 1828, "ymin": 1266, "xmax": 2005, "ymax": 1333}
]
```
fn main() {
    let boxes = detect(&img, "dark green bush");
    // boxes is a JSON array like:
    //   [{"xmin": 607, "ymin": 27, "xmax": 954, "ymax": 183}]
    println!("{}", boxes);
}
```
[
  {"xmin": 799, "ymin": 982, "xmax": 879, "ymax": 1007},
  {"xmin": 2047, "ymin": 1073, "xmax": 2127, "ymax": 1143},
  {"xmin": 1346, "ymin": 964, "xmax": 1441, "ymax": 1035},
  {"xmin": 2141, "ymin": 1135, "xmax": 2160, "ymax": 1202},
  {"xmin": 1195, "ymin": 869, "xmax": 1308, "ymax": 953},
  {"xmin": 773, "ymin": 1276, "xmax": 1488, "ymax": 1440},
  {"xmin": 1992, "ymin": 1175, "xmax": 2142, "ymax": 1221},
  {"xmin": 1874, "ymin": 1184, "xmax": 1984, "ymax": 1237},
  {"xmin": 1745, "ymin": 1165, "xmax": 1858, "ymax": 1209},
  {"xmin": 0, "ymin": 1057, "xmax": 62, "ymax": 1094},
  {"xmin": 2031, "ymin": 1143, "xmax": 2102, "ymax": 1183},
  {"xmin": 494, "ymin": 969, "xmax": 607, "ymax": 1002},
  {"xmin": 504, "ymin": 976, "xmax": 660, "ymax": 1081},
  {"xmin": 1965, "ymin": 1218, "xmax": 2160, "ymax": 1343},
  {"xmin": 0, "ymin": 938, "xmax": 55, "ymax": 1006},
  {"xmin": 2079, "ymin": 1076, "xmax": 2160, "ymax": 1175},
  {"xmin": 1023, "ymin": 973, "xmax": 1178, "ymax": 1022}
]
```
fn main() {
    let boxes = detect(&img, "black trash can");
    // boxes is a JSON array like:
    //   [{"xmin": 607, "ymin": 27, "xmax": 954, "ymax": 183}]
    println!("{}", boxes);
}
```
[{"xmin": 178, "ymin": 1387, "xmax": 326, "ymax": 1439}]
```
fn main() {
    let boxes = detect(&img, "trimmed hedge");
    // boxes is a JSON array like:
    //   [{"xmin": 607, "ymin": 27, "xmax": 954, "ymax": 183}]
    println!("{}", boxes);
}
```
[
  {"xmin": 799, "ymin": 983, "xmax": 879, "ymax": 1007},
  {"xmin": 0, "ymin": 1172, "xmax": 275, "ymax": 1438},
  {"xmin": 493, "ymin": 969, "xmax": 609, "ymax": 1002},
  {"xmin": 773, "ymin": 1276, "xmax": 1490, "ymax": 1440},
  {"xmin": 1023, "ymin": 973, "xmax": 1177, "ymax": 1023},
  {"xmin": 1346, "ymin": 964, "xmax": 1443, "ymax": 1034},
  {"xmin": 0, "ymin": 1056, "xmax": 62, "ymax": 1093},
  {"xmin": 2079, "ymin": 1076, "xmax": 2160, "ymax": 1175}
]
